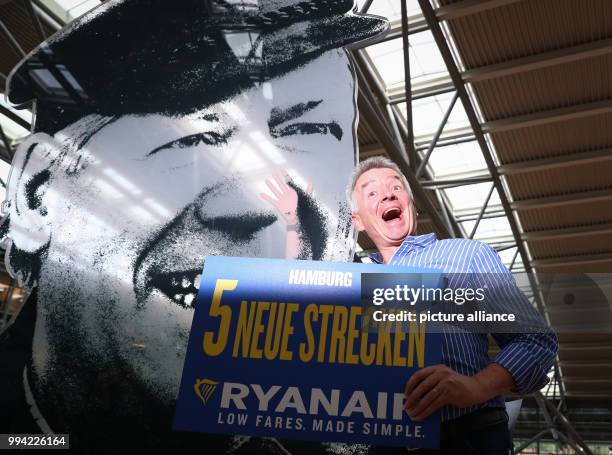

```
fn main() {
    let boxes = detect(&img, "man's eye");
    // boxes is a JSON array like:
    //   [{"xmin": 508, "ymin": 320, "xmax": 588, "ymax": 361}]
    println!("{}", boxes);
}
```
[
  {"xmin": 368, "ymin": 191, "xmax": 377, "ymax": 197},
  {"xmin": 393, "ymin": 185, "xmax": 402, "ymax": 191},
  {"xmin": 273, "ymin": 122, "xmax": 343, "ymax": 141},
  {"xmin": 147, "ymin": 129, "xmax": 234, "ymax": 156}
]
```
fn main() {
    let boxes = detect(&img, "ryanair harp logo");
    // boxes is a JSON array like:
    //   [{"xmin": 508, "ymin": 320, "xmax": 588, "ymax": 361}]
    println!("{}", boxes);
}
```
[{"xmin": 194, "ymin": 378, "xmax": 219, "ymax": 405}]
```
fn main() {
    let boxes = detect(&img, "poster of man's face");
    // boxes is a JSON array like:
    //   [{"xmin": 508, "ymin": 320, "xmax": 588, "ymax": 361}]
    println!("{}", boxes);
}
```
[{"xmin": 1, "ymin": 0, "xmax": 387, "ymax": 451}]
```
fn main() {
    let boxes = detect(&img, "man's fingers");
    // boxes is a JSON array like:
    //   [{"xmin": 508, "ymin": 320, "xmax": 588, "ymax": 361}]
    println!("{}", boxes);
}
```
[
  {"xmin": 273, "ymin": 173, "xmax": 287, "ymax": 193},
  {"xmin": 411, "ymin": 393, "xmax": 446, "ymax": 421},
  {"xmin": 404, "ymin": 370, "xmax": 427, "ymax": 396},
  {"xmin": 265, "ymin": 179, "xmax": 283, "ymax": 198},
  {"xmin": 405, "ymin": 365, "xmax": 440, "ymax": 396},
  {"xmin": 406, "ymin": 379, "xmax": 444, "ymax": 417},
  {"xmin": 259, "ymin": 192, "xmax": 277, "ymax": 205},
  {"xmin": 404, "ymin": 370, "xmax": 444, "ymax": 410},
  {"xmin": 306, "ymin": 181, "xmax": 313, "ymax": 195}
]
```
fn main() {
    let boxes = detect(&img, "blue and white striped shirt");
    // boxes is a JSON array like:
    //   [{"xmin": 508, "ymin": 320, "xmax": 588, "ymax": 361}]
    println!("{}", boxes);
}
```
[{"xmin": 369, "ymin": 233, "xmax": 558, "ymax": 421}]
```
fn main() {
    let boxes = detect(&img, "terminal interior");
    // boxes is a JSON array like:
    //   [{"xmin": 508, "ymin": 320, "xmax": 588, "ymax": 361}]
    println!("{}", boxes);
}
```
[{"xmin": 1, "ymin": 0, "xmax": 611, "ymax": 453}]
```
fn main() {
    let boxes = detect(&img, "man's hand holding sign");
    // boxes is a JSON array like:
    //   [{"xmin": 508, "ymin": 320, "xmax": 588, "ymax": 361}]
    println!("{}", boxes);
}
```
[{"xmin": 404, "ymin": 364, "xmax": 515, "ymax": 421}]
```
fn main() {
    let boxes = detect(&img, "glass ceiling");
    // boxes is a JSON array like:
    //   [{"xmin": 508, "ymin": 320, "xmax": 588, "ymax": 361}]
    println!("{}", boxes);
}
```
[
  {"xmin": 357, "ymin": 0, "xmax": 422, "ymax": 21},
  {"xmin": 0, "ymin": 94, "xmax": 31, "ymax": 201},
  {"xmin": 39, "ymin": 0, "xmax": 101, "ymax": 23}
]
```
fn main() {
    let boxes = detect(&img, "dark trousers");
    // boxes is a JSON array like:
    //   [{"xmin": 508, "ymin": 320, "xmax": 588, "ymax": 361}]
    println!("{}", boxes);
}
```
[{"xmin": 369, "ymin": 407, "xmax": 512, "ymax": 455}]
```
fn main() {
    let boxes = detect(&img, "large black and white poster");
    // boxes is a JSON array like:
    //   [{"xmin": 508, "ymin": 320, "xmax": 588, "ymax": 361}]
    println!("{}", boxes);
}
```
[{"xmin": 0, "ymin": 0, "xmax": 388, "ymax": 453}]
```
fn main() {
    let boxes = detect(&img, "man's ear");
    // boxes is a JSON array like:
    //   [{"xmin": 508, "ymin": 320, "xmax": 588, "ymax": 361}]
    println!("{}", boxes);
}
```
[
  {"xmin": 5, "ymin": 132, "xmax": 59, "ymax": 252},
  {"xmin": 351, "ymin": 212, "xmax": 365, "ymax": 232}
]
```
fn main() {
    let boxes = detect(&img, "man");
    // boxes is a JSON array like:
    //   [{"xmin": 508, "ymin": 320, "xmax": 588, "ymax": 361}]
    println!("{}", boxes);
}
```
[
  {"xmin": 0, "ymin": 1, "xmax": 387, "ymax": 452},
  {"xmin": 348, "ymin": 156, "xmax": 558, "ymax": 454}
]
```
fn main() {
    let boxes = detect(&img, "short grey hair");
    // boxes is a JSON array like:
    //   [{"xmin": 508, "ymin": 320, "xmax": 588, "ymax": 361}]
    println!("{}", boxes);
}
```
[{"xmin": 346, "ymin": 156, "xmax": 413, "ymax": 212}]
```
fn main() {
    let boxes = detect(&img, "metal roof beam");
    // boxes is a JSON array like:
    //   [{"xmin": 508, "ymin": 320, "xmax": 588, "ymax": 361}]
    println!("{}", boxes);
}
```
[
  {"xmin": 454, "ymin": 203, "xmax": 504, "ymax": 218},
  {"xmin": 456, "ymin": 210, "xmax": 507, "ymax": 222},
  {"xmin": 32, "ymin": 1, "xmax": 62, "ymax": 31},
  {"xmin": 414, "ymin": 126, "xmax": 475, "ymax": 148},
  {"xmin": 418, "ymin": 0, "xmax": 534, "ymax": 277},
  {"xmin": 359, "ymin": 144, "xmax": 385, "ymax": 158},
  {"xmin": 0, "ymin": 124, "xmax": 13, "ymax": 161},
  {"xmin": 522, "ymin": 223, "xmax": 612, "ymax": 241},
  {"xmin": 415, "ymin": 135, "xmax": 476, "ymax": 151},
  {"xmin": 352, "ymin": 50, "xmax": 391, "ymax": 105},
  {"xmin": 463, "ymin": 38, "xmax": 612, "ymax": 83},
  {"xmin": 419, "ymin": 174, "xmax": 492, "ymax": 189},
  {"xmin": 482, "ymin": 99, "xmax": 612, "ymax": 133},
  {"xmin": 0, "ymin": 144, "xmax": 12, "ymax": 163},
  {"xmin": 0, "ymin": 105, "xmax": 32, "ymax": 131},
  {"xmin": 510, "ymin": 189, "xmax": 612, "ymax": 210},
  {"xmin": 435, "ymin": 0, "xmax": 524, "ymax": 21},
  {"xmin": 22, "ymin": 0, "xmax": 47, "ymax": 41},
  {"xmin": 32, "ymin": 0, "xmax": 65, "ymax": 27},
  {"xmin": 498, "ymin": 147, "xmax": 612, "ymax": 175},
  {"xmin": 0, "ymin": 17, "xmax": 26, "ymax": 58},
  {"xmin": 532, "ymin": 253, "xmax": 612, "ymax": 268},
  {"xmin": 400, "ymin": 0, "xmax": 417, "ymax": 172},
  {"xmin": 389, "ymin": 77, "xmax": 455, "ymax": 104},
  {"xmin": 378, "ymin": 16, "xmax": 429, "ymax": 44}
]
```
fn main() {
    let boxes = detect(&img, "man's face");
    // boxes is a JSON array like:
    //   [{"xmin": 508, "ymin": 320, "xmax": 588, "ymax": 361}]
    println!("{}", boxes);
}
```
[
  {"xmin": 351, "ymin": 167, "xmax": 416, "ymax": 249},
  {"xmin": 29, "ymin": 49, "xmax": 357, "ymax": 401}
]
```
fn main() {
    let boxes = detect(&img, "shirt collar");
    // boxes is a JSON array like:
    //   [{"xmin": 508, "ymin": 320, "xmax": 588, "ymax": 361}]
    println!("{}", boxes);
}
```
[{"xmin": 368, "ymin": 232, "xmax": 437, "ymax": 264}]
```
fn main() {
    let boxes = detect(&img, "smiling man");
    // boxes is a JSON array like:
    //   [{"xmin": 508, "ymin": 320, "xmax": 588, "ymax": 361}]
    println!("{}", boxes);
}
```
[
  {"xmin": 348, "ymin": 156, "xmax": 558, "ymax": 454},
  {"xmin": 0, "ymin": 0, "xmax": 387, "ymax": 453}
]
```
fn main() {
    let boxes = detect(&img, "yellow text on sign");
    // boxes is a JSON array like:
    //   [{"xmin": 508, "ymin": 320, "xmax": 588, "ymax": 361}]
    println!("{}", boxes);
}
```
[{"xmin": 202, "ymin": 279, "xmax": 426, "ymax": 368}]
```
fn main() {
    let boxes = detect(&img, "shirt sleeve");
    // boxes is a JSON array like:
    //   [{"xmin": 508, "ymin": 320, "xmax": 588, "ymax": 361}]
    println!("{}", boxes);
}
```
[{"xmin": 469, "ymin": 242, "xmax": 559, "ymax": 395}]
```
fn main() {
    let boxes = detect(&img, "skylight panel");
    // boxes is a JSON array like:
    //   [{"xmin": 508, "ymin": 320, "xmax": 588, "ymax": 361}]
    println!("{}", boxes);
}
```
[
  {"xmin": 459, "ymin": 216, "xmax": 514, "ymax": 243},
  {"xmin": 0, "ymin": 95, "xmax": 30, "ymax": 149},
  {"xmin": 423, "ymin": 141, "xmax": 488, "ymax": 179},
  {"xmin": 365, "ymin": 28, "xmax": 448, "ymax": 90},
  {"xmin": 365, "ymin": 38, "xmax": 405, "ymax": 87},
  {"xmin": 408, "ymin": 30, "xmax": 447, "ymax": 85},
  {"xmin": 443, "ymin": 182, "xmax": 502, "ymax": 213},
  {"xmin": 356, "ymin": 0, "xmax": 421, "ymax": 21},
  {"xmin": 38, "ymin": 0, "xmax": 101, "ymax": 23},
  {"xmin": 399, "ymin": 91, "xmax": 470, "ymax": 139}
]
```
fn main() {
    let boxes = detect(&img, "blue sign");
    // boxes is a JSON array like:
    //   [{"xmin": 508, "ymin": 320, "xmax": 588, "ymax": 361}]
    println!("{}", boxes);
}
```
[{"xmin": 174, "ymin": 256, "xmax": 443, "ymax": 448}]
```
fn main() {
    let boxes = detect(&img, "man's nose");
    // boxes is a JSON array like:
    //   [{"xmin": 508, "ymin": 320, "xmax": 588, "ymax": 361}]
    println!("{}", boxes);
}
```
[{"xmin": 382, "ymin": 189, "xmax": 397, "ymax": 201}]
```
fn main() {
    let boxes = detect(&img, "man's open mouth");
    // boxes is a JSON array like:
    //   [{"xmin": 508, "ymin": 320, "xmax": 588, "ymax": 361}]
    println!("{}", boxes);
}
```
[
  {"xmin": 381, "ymin": 207, "xmax": 402, "ymax": 223},
  {"xmin": 149, "ymin": 269, "xmax": 201, "ymax": 308}
]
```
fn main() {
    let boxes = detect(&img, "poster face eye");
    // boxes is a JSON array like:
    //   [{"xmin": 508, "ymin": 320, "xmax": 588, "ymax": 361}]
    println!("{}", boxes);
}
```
[
  {"xmin": 272, "ymin": 121, "xmax": 343, "ymax": 141},
  {"xmin": 148, "ymin": 129, "xmax": 238, "ymax": 156}
]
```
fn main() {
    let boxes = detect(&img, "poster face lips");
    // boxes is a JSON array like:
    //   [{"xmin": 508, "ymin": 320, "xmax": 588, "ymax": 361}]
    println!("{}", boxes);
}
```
[{"xmin": 174, "ymin": 256, "xmax": 442, "ymax": 449}]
